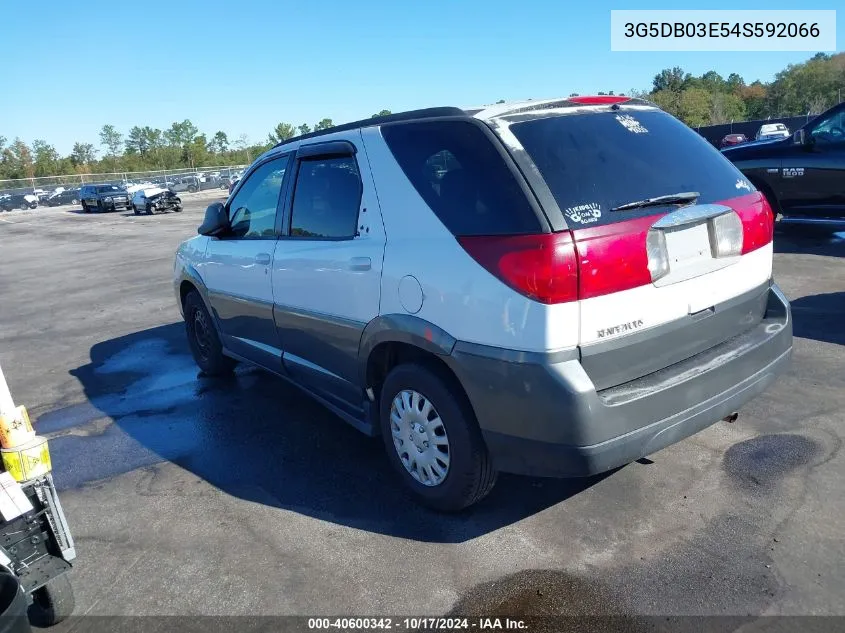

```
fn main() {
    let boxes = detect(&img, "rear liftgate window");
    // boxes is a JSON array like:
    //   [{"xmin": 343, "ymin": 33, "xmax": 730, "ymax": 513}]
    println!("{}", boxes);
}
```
[
  {"xmin": 508, "ymin": 110, "xmax": 752, "ymax": 228},
  {"xmin": 381, "ymin": 120, "xmax": 542, "ymax": 236}
]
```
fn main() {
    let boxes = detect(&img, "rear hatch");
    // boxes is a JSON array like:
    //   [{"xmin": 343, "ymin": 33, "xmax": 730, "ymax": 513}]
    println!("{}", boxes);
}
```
[{"xmin": 497, "ymin": 104, "xmax": 775, "ymax": 388}]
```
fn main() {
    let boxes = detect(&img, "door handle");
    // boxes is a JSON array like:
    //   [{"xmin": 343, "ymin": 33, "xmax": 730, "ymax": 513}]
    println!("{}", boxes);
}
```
[
  {"xmin": 349, "ymin": 256, "xmax": 371, "ymax": 271},
  {"xmin": 254, "ymin": 253, "xmax": 272, "ymax": 265}
]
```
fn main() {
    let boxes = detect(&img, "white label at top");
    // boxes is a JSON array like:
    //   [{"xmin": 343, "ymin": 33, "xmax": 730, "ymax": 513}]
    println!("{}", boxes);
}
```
[{"xmin": 610, "ymin": 10, "xmax": 836, "ymax": 52}]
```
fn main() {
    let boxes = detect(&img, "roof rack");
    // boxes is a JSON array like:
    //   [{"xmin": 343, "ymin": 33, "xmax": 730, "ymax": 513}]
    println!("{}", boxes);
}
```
[
  {"xmin": 272, "ymin": 106, "xmax": 468, "ymax": 148},
  {"xmin": 469, "ymin": 96, "xmax": 655, "ymax": 120}
]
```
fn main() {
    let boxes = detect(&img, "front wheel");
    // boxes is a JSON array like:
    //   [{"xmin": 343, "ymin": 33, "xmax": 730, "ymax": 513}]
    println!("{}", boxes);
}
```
[
  {"xmin": 145, "ymin": 203, "xmax": 154, "ymax": 215},
  {"xmin": 28, "ymin": 574, "xmax": 75, "ymax": 627},
  {"xmin": 71, "ymin": 198, "xmax": 79, "ymax": 205},
  {"xmin": 174, "ymin": 205, "xmax": 183, "ymax": 212},
  {"xmin": 183, "ymin": 290, "xmax": 235, "ymax": 376},
  {"xmin": 81, "ymin": 202, "xmax": 89, "ymax": 213},
  {"xmin": 20, "ymin": 202, "xmax": 28, "ymax": 210},
  {"xmin": 379, "ymin": 363, "xmax": 497, "ymax": 512},
  {"xmin": 133, "ymin": 204, "xmax": 140, "ymax": 215}
]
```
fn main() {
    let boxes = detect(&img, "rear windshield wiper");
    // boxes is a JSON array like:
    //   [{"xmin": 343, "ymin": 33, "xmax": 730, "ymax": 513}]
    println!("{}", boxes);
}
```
[{"xmin": 610, "ymin": 192, "xmax": 700, "ymax": 213}]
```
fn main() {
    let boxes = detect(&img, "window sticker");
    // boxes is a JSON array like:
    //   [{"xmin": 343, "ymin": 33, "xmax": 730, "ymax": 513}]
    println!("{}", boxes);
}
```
[
  {"xmin": 563, "ymin": 202, "xmax": 602, "ymax": 224},
  {"xmin": 615, "ymin": 114, "xmax": 649, "ymax": 134}
]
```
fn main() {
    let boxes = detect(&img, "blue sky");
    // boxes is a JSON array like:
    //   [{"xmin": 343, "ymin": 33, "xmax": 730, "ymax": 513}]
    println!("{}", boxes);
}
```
[{"xmin": 2, "ymin": 0, "xmax": 842, "ymax": 154}]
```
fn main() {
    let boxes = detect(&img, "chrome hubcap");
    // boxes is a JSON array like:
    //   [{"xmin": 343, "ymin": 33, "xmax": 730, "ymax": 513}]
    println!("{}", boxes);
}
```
[{"xmin": 390, "ymin": 389, "xmax": 450, "ymax": 487}]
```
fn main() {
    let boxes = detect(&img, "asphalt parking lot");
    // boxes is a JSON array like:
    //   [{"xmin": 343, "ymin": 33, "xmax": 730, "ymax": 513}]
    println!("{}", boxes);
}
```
[{"xmin": 1, "ymin": 195, "xmax": 843, "ymax": 626}]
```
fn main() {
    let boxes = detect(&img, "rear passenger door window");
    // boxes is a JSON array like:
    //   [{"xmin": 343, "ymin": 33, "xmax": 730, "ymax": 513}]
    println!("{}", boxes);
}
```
[{"xmin": 289, "ymin": 155, "xmax": 362, "ymax": 239}]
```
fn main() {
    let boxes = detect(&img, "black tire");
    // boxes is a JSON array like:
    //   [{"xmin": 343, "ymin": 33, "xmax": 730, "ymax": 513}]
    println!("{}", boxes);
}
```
[
  {"xmin": 29, "ymin": 574, "xmax": 75, "ymax": 627},
  {"xmin": 71, "ymin": 198, "xmax": 78, "ymax": 205},
  {"xmin": 81, "ymin": 202, "xmax": 89, "ymax": 213},
  {"xmin": 20, "ymin": 201, "xmax": 28, "ymax": 210},
  {"xmin": 145, "ymin": 203, "xmax": 154, "ymax": 215},
  {"xmin": 133, "ymin": 204, "xmax": 140, "ymax": 215},
  {"xmin": 188, "ymin": 186, "xmax": 198, "ymax": 193},
  {"xmin": 183, "ymin": 290, "xmax": 235, "ymax": 376},
  {"xmin": 379, "ymin": 363, "xmax": 497, "ymax": 512},
  {"xmin": 174, "ymin": 205, "xmax": 183, "ymax": 212}
]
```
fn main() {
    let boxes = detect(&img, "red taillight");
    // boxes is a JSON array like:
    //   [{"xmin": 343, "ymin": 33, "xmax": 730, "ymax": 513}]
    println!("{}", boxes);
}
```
[
  {"xmin": 721, "ymin": 191, "xmax": 773, "ymax": 254},
  {"xmin": 568, "ymin": 95, "xmax": 630, "ymax": 105},
  {"xmin": 457, "ymin": 233, "xmax": 579, "ymax": 304},
  {"xmin": 457, "ymin": 192, "xmax": 772, "ymax": 305},
  {"xmin": 571, "ymin": 215, "xmax": 660, "ymax": 300}
]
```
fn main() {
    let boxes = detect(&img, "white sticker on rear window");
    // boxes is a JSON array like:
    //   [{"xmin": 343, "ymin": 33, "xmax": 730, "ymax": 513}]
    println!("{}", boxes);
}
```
[
  {"xmin": 735, "ymin": 178, "xmax": 752, "ymax": 192},
  {"xmin": 615, "ymin": 114, "xmax": 648, "ymax": 134},
  {"xmin": 563, "ymin": 202, "xmax": 602, "ymax": 224}
]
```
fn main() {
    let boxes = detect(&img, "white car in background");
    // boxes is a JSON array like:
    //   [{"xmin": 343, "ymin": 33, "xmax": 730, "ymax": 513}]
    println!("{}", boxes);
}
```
[
  {"xmin": 131, "ymin": 186, "xmax": 183, "ymax": 215},
  {"xmin": 755, "ymin": 123, "xmax": 790, "ymax": 142}
]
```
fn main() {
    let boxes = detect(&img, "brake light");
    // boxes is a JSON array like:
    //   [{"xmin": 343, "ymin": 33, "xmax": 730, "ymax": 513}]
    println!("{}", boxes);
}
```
[
  {"xmin": 457, "ymin": 194, "xmax": 770, "ymax": 305},
  {"xmin": 721, "ymin": 192, "xmax": 773, "ymax": 254},
  {"xmin": 457, "ymin": 233, "xmax": 578, "ymax": 304},
  {"xmin": 568, "ymin": 95, "xmax": 631, "ymax": 105},
  {"xmin": 571, "ymin": 215, "xmax": 659, "ymax": 300}
]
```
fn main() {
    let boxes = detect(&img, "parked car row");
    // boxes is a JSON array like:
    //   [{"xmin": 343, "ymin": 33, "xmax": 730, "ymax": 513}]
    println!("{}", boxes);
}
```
[
  {"xmin": 719, "ymin": 122, "xmax": 794, "ymax": 148},
  {"xmin": 0, "ymin": 193, "xmax": 39, "ymax": 211},
  {"xmin": 0, "ymin": 169, "xmax": 244, "ymax": 213}
]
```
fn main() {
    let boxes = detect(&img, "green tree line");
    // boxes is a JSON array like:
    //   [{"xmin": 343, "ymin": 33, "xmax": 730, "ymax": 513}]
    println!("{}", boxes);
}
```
[
  {"xmin": 633, "ymin": 52, "xmax": 845, "ymax": 128},
  {"xmin": 0, "ymin": 109, "xmax": 400, "ymax": 182},
  {"xmin": 3, "ymin": 51, "xmax": 844, "ymax": 182}
]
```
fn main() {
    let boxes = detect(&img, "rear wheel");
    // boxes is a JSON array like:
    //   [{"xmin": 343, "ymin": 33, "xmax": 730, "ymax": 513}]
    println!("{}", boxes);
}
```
[
  {"xmin": 145, "ymin": 203, "xmax": 154, "ymax": 215},
  {"xmin": 132, "ymin": 204, "xmax": 140, "ymax": 215},
  {"xmin": 71, "ymin": 198, "xmax": 78, "ymax": 205},
  {"xmin": 20, "ymin": 201, "xmax": 28, "ymax": 210},
  {"xmin": 183, "ymin": 290, "xmax": 235, "ymax": 376},
  {"xmin": 28, "ymin": 574, "xmax": 75, "ymax": 627},
  {"xmin": 81, "ymin": 202, "xmax": 89, "ymax": 213},
  {"xmin": 379, "ymin": 363, "xmax": 497, "ymax": 512}
]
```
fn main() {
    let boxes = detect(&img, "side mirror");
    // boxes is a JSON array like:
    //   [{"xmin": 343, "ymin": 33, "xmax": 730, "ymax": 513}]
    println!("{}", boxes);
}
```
[
  {"xmin": 793, "ymin": 129, "xmax": 812, "ymax": 146},
  {"xmin": 198, "ymin": 201, "xmax": 229, "ymax": 236}
]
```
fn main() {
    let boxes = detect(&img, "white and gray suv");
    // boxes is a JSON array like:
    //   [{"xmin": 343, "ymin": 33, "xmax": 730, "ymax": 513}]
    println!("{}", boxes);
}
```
[{"xmin": 174, "ymin": 97, "xmax": 792, "ymax": 511}]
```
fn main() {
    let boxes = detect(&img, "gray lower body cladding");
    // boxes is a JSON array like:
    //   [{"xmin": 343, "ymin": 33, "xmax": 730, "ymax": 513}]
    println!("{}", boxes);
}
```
[{"xmin": 447, "ymin": 282, "xmax": 793, "ymax": 478}]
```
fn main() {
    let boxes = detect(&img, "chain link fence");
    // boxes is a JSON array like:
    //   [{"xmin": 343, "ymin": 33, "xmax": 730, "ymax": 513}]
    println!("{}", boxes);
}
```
[{"xmin": 0, "ymin": 165, "xmax": 249, "ymax": 197}]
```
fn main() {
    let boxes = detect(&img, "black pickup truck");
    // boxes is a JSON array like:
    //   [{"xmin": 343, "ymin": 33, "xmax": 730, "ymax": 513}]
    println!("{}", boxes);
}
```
[{"xmin": 721, "ymin": 102, "xmax": 845, "ymax": 220}]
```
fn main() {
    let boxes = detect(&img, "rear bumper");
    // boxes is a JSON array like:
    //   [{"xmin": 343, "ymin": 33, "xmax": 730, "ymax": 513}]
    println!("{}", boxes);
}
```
[{"xmin": 447, "ymin": 283, "xmax": 792, "ymax": 478}]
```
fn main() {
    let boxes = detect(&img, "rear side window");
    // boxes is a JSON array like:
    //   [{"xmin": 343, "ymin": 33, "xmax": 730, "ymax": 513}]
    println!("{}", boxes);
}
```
[
  {"xmin": 508, "ymin": 110, "xmax": 751, "ymax": 227},
  {"xmin": 382, "ymin": 120, "xmax": 541, "ymax": 236}
]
